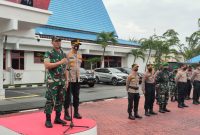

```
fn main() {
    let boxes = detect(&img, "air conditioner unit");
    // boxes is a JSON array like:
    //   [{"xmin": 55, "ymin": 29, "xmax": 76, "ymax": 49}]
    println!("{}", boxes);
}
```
[{"xmin": 14, "ymin": 73, "xmax": 23, "ymax": 79}]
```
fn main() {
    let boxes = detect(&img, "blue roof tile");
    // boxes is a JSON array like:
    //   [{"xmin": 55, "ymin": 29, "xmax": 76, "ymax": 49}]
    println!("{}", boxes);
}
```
[{"xmin": 47, "ymin": 0, "xmax": 117, "ymax": 34}]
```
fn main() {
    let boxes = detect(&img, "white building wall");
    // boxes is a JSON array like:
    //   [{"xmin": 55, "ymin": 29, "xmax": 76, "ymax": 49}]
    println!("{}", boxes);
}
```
[
  {"xmin": 25, "ymin": 51, "xmax": 44, "ymax": 71},
  {"xmin": 3, "ymin": 37, "xmax": 152, "ymax": 85}
]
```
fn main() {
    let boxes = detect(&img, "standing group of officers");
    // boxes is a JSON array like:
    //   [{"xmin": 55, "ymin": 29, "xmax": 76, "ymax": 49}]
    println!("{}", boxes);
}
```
[
  {"xmin": 126, "ymin": 62, "xmax": 200, "ymax": 120},
  {"xmin": 43, "ymin": 36, "xmax": 200, "ymax": 126}
]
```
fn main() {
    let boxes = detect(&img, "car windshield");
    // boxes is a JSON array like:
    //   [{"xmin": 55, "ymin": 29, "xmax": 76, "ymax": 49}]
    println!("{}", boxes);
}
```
[
  {"xmin": 124, "ymin": 68, "xmax": 131, "ymax": 74},
  {"xmin": 80, "ymin": 68, "xmax": 88, "ymax": 74},
  {"xmin": 108, "ymin": 68, "xmax": 122, "ymax": 73}
]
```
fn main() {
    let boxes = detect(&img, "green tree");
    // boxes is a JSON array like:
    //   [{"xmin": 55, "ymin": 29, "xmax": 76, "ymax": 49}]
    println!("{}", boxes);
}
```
[
  {"xmin": 96, "ymin": 31, "xmax": 117, "ymax": 68},
  {"xmin": 129, "ymin": 49, "xmax": 145, "ymax": 63},
  {"xmin": 85, "ymin": 57, "xmax": 101, "ymax": 70}
]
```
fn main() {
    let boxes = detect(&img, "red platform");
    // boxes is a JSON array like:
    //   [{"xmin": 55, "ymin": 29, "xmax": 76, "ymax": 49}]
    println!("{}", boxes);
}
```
[{"xmin": 0, "ymin": 111, "xmax": 97, "ymax": 135}]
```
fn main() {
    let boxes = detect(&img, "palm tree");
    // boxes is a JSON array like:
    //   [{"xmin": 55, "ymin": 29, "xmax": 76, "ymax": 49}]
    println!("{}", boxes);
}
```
[
  {"xmin": 96, "ymin": 31, "xmax": 117, "ymax": 68},
  {"xmin": 86, "ymin": 57, "xmax": 101, "ymax": 70},
  {"xmin": 140, "ymin": 35, "xmax": 157, "ymax": 69},
  {"xmin": 129, "ymin": 49, "xmax": 145, "ymax": 63}
]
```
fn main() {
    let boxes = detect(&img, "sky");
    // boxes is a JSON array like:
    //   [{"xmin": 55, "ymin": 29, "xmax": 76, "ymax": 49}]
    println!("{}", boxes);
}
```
[{"xmin": 102, "ymin": 0, "xmax": 200, "ymax": 43}]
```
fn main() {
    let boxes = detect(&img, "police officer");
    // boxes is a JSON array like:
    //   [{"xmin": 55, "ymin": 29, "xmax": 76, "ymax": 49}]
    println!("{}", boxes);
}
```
[
  {"xmin": 186, "ymin": 66, "xmax": 192, "ymax": 100},
  {"xmin": 191, "ymin": 64, "xmax": 200, "ymax": 105},
  {"xmin": 126, "ymin": 64, "xmax": 142, "ymax": 120},
  {"xmin": 64, "ymin": 39, "xmax": 83, "ymax": 120},
  {"xmin": 44, "ymin": 36, "xmax": 67, "ymax": 128},
  {"xmin": 155, "ymin": 63, "xmax": 171, "ymax": 113},
  {"xmin": 142, "ymin": 64, "xmax": 157, "ymax": 116},
  {"xmin": 175, "ymin": 64, "xmax": 189, "ymax": 108}
]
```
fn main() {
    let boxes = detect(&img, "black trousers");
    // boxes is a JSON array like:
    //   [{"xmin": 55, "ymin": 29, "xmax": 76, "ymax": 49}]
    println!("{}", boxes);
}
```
[
  {"xmin": 193, "ymin": 81, "xmax": 200, "ymax": 102},
  {"xmin": 127, "ymin": 92, "xmax": 140, "ymax": 114},
  {"xmin": 144, "ymin": 83, "xmax": 155, "ymax": 111},
  {"xmin": 64, "ymin": 82, "xmax": 80, "ymax": 110},
  {"xmin": 186, "ymin": 80, "xmax": 192, "ymax": 98},
  {"xmin": 177, "ymin": 82, "xmax": 187, "ymax": 105}
]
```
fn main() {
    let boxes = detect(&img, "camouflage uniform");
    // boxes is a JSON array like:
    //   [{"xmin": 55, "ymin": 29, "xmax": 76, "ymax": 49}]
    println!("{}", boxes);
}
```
[
  {"xmin": 156, "ymin": 69, "xmax": 170, "ymax": 112},
  {"xmin": 44, "ymin": 49, "xmax": 66, "ymax": 114},
  {"xmin": 169, "ymin": 71, "xmax": 177, "ymax": 101}
]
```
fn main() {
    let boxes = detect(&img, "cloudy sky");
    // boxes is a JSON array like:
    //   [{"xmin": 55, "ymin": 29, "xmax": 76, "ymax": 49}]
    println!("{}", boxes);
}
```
[{"xmin": 103, "ymin": 0, "xmax": 200, "ymax": 43}]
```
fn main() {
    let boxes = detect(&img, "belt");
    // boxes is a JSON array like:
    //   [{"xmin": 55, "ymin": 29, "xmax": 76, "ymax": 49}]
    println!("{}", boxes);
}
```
[
  {"xmin": 129, "ymin": 86, "xmax": 139, "ymax": 90},
  {"xmin": 194, "ymin": 80, "xmax": 200, "ymax": 83}
]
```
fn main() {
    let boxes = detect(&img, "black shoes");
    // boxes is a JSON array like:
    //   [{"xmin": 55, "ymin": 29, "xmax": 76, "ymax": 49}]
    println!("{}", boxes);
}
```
[
  {"xmin": 193, "ymin": 101, "xmax": 199, "ymax": 105},
  {"xmin": 128, "ymin": 114, "xmax": 135, "ymax": 120},
  {"xmin": 178, "ymin": 104, "xmax": 184, "ymax": 108},
  {"xmin": 149, "ymin": 110, "xmax": 158, "ymax": 115},
  {"xmin": 64, "ymin": 110, "xmax": 71, "ymax": 121},
  {"xmin": 134, "ymin": 112, "xmax": 142, "ymax": 119},
  {"xmin": 54, "ymin": 118, "xmax": 67, "ymax": 125},
  {"xmin": 54, "ymin": 112, "xmax": 66, "ymax": 125},
  {"xmin": 74, "ymin": 113, "xmax": 82, "ymax": 119},
  {"xmin": 45, "ymin": 120, "xmax": 53, "ymax": 128},
  {"xmin": 145, "ymin": 111, "xmax": 151, "ymax": 116},
  {"xmin": 182, "ymin": 104, "xmax": 189, "ymax": 107},
  {"xmin": 45, "ymin": 114, "xmax": 53, "ymax": 128}
]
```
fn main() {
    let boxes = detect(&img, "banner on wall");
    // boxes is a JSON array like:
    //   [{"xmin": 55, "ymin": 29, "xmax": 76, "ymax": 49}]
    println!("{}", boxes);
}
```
[{"xmin": 7, "ymin": 0, "xmax": 51, "ymax": 10}]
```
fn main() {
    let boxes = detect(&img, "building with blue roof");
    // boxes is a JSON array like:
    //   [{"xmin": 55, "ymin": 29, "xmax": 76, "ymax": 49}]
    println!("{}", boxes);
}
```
[
  {"xmin": 3, "ymin": 0, "xmax": 146, "ymax": 85},
  {"xmin": 36, "ymin": 0, "xmax": 138, "ymax": 46},
  {"xmin": 187, "ymin": 55, "xmax": 200, "ymax": 63}
]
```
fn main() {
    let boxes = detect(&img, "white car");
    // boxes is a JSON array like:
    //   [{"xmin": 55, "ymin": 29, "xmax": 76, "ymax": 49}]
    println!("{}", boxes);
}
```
[{"xmin": 94, "ymin": 68, "xmax": 128, "ymax": 85}]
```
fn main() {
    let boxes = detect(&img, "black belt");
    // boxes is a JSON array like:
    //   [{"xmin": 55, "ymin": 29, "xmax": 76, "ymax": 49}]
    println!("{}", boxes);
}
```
[
  {"xmin": 194, "ymin": 80, "xmax": 200, "ymax": 83},
  {"xmin": 129, "ymin": 86, "xmax": 139, "ymax": 90}
]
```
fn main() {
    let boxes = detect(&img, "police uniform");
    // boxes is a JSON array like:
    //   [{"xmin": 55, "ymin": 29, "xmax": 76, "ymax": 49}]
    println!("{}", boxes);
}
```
[
  {"xmin": 191, "ymin": 67, "xmax": 200, "ymax": 104},
  {"xmin": 142, "ymin": 70, "xmax": 157, "ymax": 116},
  {"xmin": 155, "ymin": 63, "xmax": 170, "ymax": 113},
  {"xmin": 64, "ymin": 39, "xmax": 82, "ymax": 120},
  {"xmin": 44, "ymin": 36, "xmax": 67, "ymax": 128},
  {"xmin": 175, "ymin": 67, "xmax": 188, "ymax": 108},
  {"xmin": 186, "ymin": 68, "xmax": 193, "ymax": 99},
  {"xmin": 126, "ymin": 64, "xmax": 142, "ymax": 120}
]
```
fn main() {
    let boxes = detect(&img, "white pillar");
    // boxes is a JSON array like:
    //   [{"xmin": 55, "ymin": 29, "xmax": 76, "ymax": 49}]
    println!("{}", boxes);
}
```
[{"xmin": 0, "ymin": 36, "xmax": 5, "ymax": 100}]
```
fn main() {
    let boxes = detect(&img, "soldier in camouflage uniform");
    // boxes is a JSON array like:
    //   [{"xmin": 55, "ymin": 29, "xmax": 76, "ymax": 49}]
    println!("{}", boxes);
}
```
[
  {"xmin": 43, "ymin": 36, "xmax": 67, "ymax": 128},
  {"xmin": 169, "ymin": 67, "xmax": 178, "ymax": 102},
  {"xmin": 155, "ymin": 63, "xmax": 171, "ymax": 113}
]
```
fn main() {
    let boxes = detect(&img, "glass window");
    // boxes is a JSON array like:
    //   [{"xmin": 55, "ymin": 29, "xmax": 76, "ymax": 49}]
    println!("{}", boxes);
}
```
[
  {"xmin": 11, "ymin": 50, "xmax": 24, "ymax": 70},
  {"xmin": 34, "ymin": 51, "xmax": 45, "ymax": 63}
]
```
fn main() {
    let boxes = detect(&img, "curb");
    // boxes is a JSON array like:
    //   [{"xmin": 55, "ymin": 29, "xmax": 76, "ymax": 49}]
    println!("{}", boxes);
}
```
[{"xmin": 4, "ymin": 84, "xmax": 46, "ymax": 89}]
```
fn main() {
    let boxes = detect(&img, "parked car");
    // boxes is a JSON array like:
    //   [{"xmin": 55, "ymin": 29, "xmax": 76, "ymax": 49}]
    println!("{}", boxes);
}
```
[
  {"xmin": 114, "ymin": 67, "xmax": 143, "ymax": 84},
  {"xmin": 80, "ymin": 68, "xmax": 96, "ymax": 87},
  {"xmin": 94, "ymin": 68, "xmax": 128, "ymax": 85}
]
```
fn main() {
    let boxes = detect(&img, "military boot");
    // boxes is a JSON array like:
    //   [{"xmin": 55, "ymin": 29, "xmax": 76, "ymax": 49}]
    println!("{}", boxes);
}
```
[
  {"xmin": 128, "ymin": 113, "xmax": 135, "ymax": 120},
  {"xmin": 145, "ymin": 110, "xmax": 150, "ymax": 116},
  {"xmin": 159, "ymin": 104, "xmax": 165, "ymax": 113},
  {"xmin": 54, "ymin": 112, "xmax": 67, "ymax": 125},
  {"xmin": 134, "ymin": 111, "xmax": 142, "ymax": 119},
  {"xmin": 74, "ymin": 108, "xmax": 82, "ymax": 119},
  {"xmin": 149, "ymin": 109, "xmax": 158, "ymax": 115},
  {"xmin": 163, "ymin": 104, "xmax": 170, "ymax": 112},
  {"xmin": 64, "ymin": 109, "xmax": 71, "ymax": 121},
  {"xmin": 45, "ymin": 114, "xmax": 53, "ymax": 128}
]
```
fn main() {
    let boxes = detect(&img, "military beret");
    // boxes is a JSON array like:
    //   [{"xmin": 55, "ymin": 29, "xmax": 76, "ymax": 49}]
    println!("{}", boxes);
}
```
[
  {"xmin": 52, "ymin": 36, "xmax": 61, "ymax": 42},
  {"xmin": 71, "ymin": 39, "xmax": 82, "ymax": 46},
  {"xmin": 162, "ymin": 63, "xmax": 169, "ymax": 67}
]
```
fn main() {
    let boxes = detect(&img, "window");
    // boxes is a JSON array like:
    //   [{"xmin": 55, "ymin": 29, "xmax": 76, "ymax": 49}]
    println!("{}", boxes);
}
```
[
  {"xmin": 11, "ymin": 50, "xmax": 24, "ymax": 70},
  {"xmin": 3, "ymin": 49, "xmax": 6, "ymax": 70},
  {"xmin": 34, "ymin": 51, "xmax": 45, "ymax": 63}
]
